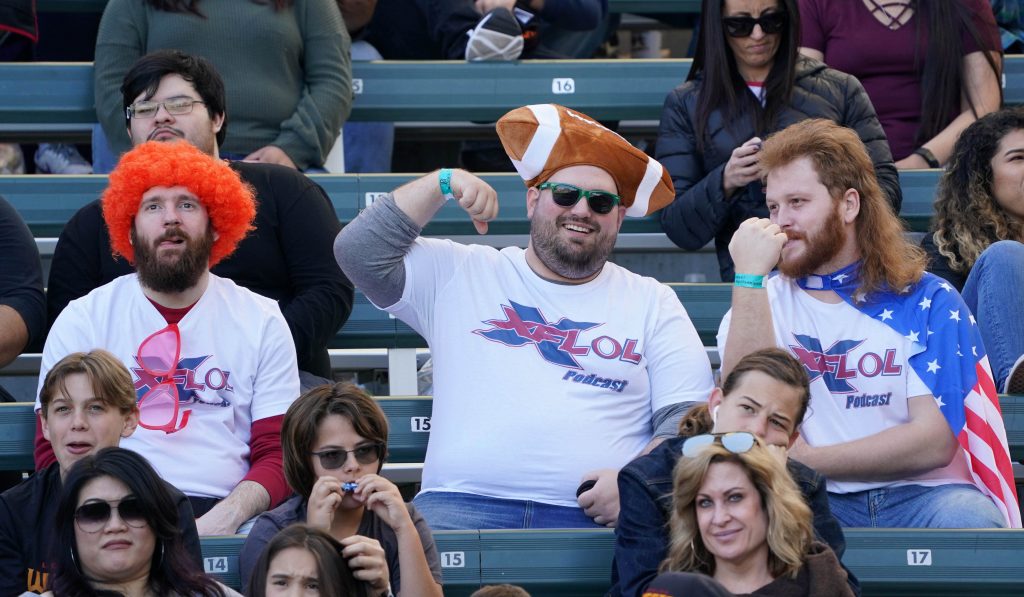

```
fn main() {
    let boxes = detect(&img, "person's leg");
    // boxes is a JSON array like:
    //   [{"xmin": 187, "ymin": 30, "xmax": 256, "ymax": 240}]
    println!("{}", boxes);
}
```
[
  {"xmin": 342, "ymin": 41, "xmax": 394, "ymax": 173},
  {"xmin": 412, "ymin": 491, "xmax": 530, "ymax": 530},
  {"xmin": 91, "ymin": 124, "xmax": 119, "ymax": 174},
  {"xmin": 871, "ymin": 484, "xmax": 1007, "ymax": 528},
  {"xmin": 528, "ymin": 501, "xmax": 603, "ymax": 529},
  {"xmin": 825, "ymin": 491, "xmax": 875, "ymax": 527},
  {"xmin": 960, "ymin": 241, "xmax": 1024, "ymax": 391}
]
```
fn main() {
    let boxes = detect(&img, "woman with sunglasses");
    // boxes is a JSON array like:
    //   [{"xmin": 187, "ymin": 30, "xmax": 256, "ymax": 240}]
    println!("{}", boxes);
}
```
[
  {"xmin": 799, "ymin": 0, "xmax": 1001, "ymax": 169},
  {"xmin": 643, "ymin": 436, "xmax": 853, "ymax": 596},
  {"xmin": 612, "ymin": 348, "xmax": 856, "ymax": 596},
  {"xmin": 240, "ymin": 383, "xmax": 442, "ymax": 596},
  {"xmin": 656, "ymin": 0, "xmax": 900, "ymax": 282},
  {"xmin": 246, "ymin": 524, "xmax": 371, "ymax": 596},
  {"xmin": 44, "ymin": 447, "xmax": 236, "ymax": 596}
]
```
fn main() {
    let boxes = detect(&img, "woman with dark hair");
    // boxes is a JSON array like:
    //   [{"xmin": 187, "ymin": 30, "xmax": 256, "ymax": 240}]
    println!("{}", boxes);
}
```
[
  {"xmin": 657, "ymin": 0, "xmax": 901, "ymax": 282},
  {"xmin": 800, "ymin": 0, "xmax": 1001, "ymax": 168},
  {"xmin": 240, "ymin": 383, "xmax": 442, "ymax": 596},
  {"xmin": 44, "ymin": 447, "xmax": 234, "ymax": 596},
  {"xmin": 246, "ymin": 524, "xmax": 370, "ymax": 597},
  {"xmin": 923, "ymin": 107, "xmax": 1024, "ymax": 394},
  {"xmin": 645, "ymin": 438, "xmax": 853, "ymax": 596}
]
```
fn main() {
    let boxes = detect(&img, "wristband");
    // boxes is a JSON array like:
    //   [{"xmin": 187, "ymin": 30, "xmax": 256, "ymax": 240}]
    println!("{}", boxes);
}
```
[
  {"xmin": 734, "ymin": 273, "xmax": 765, "ymax": 289},
  {"xmin": 439, "ymin": 168, "xmax": 456, "ymax": 201},
  {"xmin": 912, "ymin": 147, "xmax": 940, "ymax": 168}
]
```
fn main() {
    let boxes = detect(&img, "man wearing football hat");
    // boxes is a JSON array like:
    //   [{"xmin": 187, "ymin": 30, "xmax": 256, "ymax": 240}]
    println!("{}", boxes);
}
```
[
  {"xmin": 37, "ymin": 140, "xmax": 301, "ymax": 535},
  {"xmin": 335, "ymin": 104, "xmax": 715, "ymax": 529}
]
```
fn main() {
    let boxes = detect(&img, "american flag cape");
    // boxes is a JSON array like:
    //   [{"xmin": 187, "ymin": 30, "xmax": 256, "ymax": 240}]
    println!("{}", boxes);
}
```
[{"xmin": 797, "ymin": 262, "xmax": 1021, "ymax": 527}]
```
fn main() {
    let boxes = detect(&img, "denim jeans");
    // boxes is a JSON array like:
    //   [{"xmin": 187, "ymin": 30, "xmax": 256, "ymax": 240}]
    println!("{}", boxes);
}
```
[
  {"xmin": 828, "ymin": 483, "xmax": 1007, "ymax": 528},
  {"xmin": 960, "ymin": 240, "xmax": 1024, "ymax": 392},
  {"xmin": 412, "ymin": 490, "xmax": 603, "ymax": 530},
  {"xmin": 342, "ymin": 40, "xmax": 394, "ymax": 173}
]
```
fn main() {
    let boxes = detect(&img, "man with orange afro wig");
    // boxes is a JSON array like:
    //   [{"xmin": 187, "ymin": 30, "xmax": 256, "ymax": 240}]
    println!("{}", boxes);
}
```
[
  {"xmin": 38, "ymin": 140, "xmax": 301, "ymax": 536},
  {"xmin": 335, "ymin": 104, "xmax": 715, "ymax": 530}
]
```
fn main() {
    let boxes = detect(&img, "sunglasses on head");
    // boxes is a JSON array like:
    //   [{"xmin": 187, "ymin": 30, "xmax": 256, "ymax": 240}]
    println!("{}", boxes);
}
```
[
  {"xmin": 681, "ymin": 431, "xmax": 758, "ymax": 458},
  {"xmin": 723, "ymin": 11, "xmax": 787, "ymax": 37},
  {"xmin": 537, "ymin": 182, "xmax": 621, "ymax": 215},
  {"xmin": 74, "ymin": 497, "xmax": 148, "ymax": 533},
  {"xmin": 311, "ymin": 444, "xmax": 384, "ymax": 469}
]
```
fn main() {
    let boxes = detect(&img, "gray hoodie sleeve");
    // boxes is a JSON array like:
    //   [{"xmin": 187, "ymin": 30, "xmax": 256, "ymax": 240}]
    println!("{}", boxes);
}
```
[{"xmin": 333, "ymin": 194, "xmax": 422, "ymax": 308}]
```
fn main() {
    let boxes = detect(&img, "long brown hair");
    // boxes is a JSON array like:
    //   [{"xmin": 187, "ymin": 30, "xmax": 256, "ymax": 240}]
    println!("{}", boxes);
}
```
[
  {"xmin": 932, "ymin": 108, "xmax": 1024, "ymax": 273},
  {"xmin": 761, "ymin": 119, "xmax": 926, "ymax": 296}
]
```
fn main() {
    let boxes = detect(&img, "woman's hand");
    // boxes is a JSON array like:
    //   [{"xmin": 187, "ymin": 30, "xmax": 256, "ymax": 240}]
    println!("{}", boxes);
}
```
[
  {"xmin": 306, "ymin": 475, "xmax": 346, "ymax": 531},
  {"xmin": 341, "ymin": 534, "xmax": 391, "ymax": 594},
  {"xmin": 723, "ymin": 137, "xmax": 764, "ymax": 196},
  {"xmin": 353, "ymin": 474, "xmax": 415, "ymax": 533}
]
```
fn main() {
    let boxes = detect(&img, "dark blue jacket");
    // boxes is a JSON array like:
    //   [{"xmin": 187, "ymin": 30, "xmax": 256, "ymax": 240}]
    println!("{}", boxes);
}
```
[{"xmin": 609, "ymin": 434, "xmax": 860, "ymax": 597}]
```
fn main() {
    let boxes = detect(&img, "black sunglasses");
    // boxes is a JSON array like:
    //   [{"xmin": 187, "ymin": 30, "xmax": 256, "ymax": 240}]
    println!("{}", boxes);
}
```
[
  {"xmin": 537, "ymin": 182, "xmax": 621, "ymax": 215},
  {"xmin": 723, "ymin": 11, "xmax": 787, "ymax": 38},
  {"xmin": 74, "ymin": 497, "xmax": 148, "ymax": 533},
  {"xmin": 311, "ymin": 444, "xmax": 384, "ymax": 469},
  {"xmin": 681, "ymin": 432, "xmax": 758, "ymax": 458}
]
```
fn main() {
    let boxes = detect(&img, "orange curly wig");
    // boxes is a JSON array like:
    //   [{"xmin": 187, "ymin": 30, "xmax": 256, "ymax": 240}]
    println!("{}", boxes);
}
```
[{"xmin": 101, "ymin": 140, "xmax": 256, "ymax": 267}]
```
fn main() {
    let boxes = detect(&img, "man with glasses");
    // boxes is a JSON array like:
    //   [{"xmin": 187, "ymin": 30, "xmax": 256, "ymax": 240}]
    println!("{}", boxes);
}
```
[
  {"xmin": 38, "ymin": 140, "xmax": 300, "ymax": 536},
  {"xmin": 335, "ymin": 104, "xmax": 715, "ymax": 529},
  {"xmin": 0, "ymin": 349, "xmax": 201, "ymax": 595},
  {"xmin": 46, "ymin": 50, "xmax": 353, "ymax": 390}
]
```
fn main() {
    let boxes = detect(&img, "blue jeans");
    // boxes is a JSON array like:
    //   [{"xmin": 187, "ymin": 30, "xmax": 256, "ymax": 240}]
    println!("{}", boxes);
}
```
[
  {"xmin": 412, "ymin": 491, "xmax": 603, "ymax": 530},
  {"xmin": 960, "ymin": 240, "xmax": 1024, "ymax": 392},
  {"xmin": 342, "ymin": 40, "xmax": 394, "ymax": 173},
  {"xmin": 828, "ymin": 484, "xmax": 1006, "ymax": 528}
]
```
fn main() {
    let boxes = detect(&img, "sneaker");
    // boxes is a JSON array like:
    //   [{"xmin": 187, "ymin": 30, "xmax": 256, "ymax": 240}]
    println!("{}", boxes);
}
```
[
  {"xmin": 0, "ymin": 144, "xmax": 25, "ymax": 174},
  {"xmin": 465, "ymin": 8, "xmax": 524, "ymax": 62},
  {"xmin": 1004, "ymin": 354, "xmax": 1024, "ymax": 395},
  {"xmin": 34, "ymin": 143, "xmax": 92, "ymax": 174}
]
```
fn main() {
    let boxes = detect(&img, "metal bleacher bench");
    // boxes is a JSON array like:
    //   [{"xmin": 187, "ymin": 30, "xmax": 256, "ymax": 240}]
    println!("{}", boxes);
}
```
[
  {"xmin": 197, "ymin": 528, "xmax": 1024, "ymax": 595},
  {"xmin": 35, "ymin": 0, "xmax": 702, "ymax": 14},
  {"xmin": 4, "ymin": 56, "xmax": 1024, "ymax": 142}
]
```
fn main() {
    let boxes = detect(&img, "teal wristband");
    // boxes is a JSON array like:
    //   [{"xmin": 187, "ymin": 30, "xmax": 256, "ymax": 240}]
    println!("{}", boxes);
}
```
[
  {"xmin": 734, "ymin": 273, "xmax": 765, "ymax": 289},
  {"xmin": 439, "ymin": 168, "xmax": 456, "ymax": 201}
]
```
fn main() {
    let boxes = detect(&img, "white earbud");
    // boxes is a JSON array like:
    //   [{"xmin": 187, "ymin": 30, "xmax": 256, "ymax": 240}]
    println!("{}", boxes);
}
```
[{"xmin": 711, "ymin": 405, "xmax": 720, "ymax": 428}]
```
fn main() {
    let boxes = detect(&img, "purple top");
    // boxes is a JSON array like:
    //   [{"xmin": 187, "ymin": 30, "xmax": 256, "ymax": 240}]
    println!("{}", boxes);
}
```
[{"xmin": 799, "ymin": 0, "xmax": 1000, "ymax": 160}]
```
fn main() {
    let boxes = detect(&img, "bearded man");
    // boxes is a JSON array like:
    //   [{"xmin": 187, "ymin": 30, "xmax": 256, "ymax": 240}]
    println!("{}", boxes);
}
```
[
  {"xmin": 38, "ymin": 140, "xmax": 300, "ymax": 535},
  {"xmin": 720, "ymin": 118, "xmax": 1020, "ymax": 529},
  {"xmin": 334, "ymin": 104, "xmax": 715, "ymax": 529}
]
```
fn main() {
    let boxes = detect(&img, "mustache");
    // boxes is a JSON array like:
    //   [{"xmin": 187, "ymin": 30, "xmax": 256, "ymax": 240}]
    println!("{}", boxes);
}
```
[
  {"xmin": 557, "ymin": 214, "xmax": 601, "ymax": 233},
  {"xmin": 155, "ymin": 227, "xmax": 192, "ymax": 243},
  {"xmin": 148, "ymin": 127, "xmax": 184, "ymax": 141},
  {"xmin": 785, "ymin": 230, "xmax": 805, "ymax": 241}
]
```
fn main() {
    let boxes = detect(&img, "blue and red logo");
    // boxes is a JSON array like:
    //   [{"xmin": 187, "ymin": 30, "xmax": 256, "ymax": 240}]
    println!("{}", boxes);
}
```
[{"xmin": 789, "ymin": 334, "xmax": 902, "ymax": 394}]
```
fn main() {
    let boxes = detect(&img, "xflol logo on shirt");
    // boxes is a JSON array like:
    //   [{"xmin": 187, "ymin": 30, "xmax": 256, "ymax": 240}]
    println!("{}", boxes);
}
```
[
  {"xmin": 788, "ymin": 334, "xmax": 902, "ymax": 397},
  {"xmin": 132, "ymin": 354, "xmax": 234, "ymax": 406},
  {"xmin": 474, "ymin": 301, "xmax": 642, "ymax": 370}
]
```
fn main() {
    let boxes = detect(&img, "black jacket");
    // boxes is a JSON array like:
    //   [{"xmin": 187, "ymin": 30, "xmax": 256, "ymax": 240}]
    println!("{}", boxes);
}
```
[
  {"xmin": 656, "ymin": 57, "xmax": 902, "ymax": 281},
  {"xmin": 0, "ymin": 0, "xmax": 37, "ymax": 41}
]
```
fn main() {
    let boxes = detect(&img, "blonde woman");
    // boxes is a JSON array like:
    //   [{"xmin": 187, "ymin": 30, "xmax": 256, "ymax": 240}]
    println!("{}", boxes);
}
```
[{"xmin": 648, "ymin": 435, "xmax": 852, "ymax": 596}]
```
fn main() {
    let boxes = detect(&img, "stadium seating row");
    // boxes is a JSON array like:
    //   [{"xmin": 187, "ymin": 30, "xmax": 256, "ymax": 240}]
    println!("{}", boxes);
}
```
[
  {"xmin": 35, "ymin": 0, "xmax": 702, "ymax": 15},
  {"xmin": 3, "ymin": 57, "xmax": 1024, "ymax": 142},
  {"xmin": 196, "ymin": 527, "xmax": 1024, "ymax": 595}
]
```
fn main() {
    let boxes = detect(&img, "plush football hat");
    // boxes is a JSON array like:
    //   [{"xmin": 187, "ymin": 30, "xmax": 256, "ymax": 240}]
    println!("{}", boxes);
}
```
[
  {"xmin": 496, "ymin": 104, "xmax": 674, "ymax": 217},
  {"xmin": 102, "ymin": 140, "xmax": 256, "ymax": 267}
]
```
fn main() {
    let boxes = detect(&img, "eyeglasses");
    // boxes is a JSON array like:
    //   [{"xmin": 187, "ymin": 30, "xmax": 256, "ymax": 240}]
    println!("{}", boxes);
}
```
[
  {"xmin": 311, "ymin": 444, "xmax": 384, "ymax": 469},
  {"xmin": 127, "ymin": 97, "xmax": 206, "ymax": 119},
  {"xmin": 74, "ymin": 497, "xmax": 148, "ymax": 533},
  {"xmin": 537, "ymin": 182, "xmax": 621, "ymax": 215},
  {"xmin": 681, "ymin": 432, "xmax": 758, "ymax": 458},
  {"xmin": 723, "ymin": 11, "xmax": 787, "ymax": 38},
  {"xmin": 136, "ymin": 323, "xmax": 191, "ymax": 434}
]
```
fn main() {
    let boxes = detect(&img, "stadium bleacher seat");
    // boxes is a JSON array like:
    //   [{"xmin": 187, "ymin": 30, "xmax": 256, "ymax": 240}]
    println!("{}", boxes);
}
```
[{"xmin": 198, "ymin": 528, "xmax": 1024, "ymax": 595}]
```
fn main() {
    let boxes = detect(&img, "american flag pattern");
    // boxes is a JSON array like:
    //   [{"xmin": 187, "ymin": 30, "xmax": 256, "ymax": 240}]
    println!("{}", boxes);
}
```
[{"xmin": 798, "ymin": 262, "xmax": 1021, "ymax": 527}]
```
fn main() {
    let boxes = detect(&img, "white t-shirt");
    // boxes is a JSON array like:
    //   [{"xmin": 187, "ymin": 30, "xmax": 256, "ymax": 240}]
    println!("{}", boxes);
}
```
[
  {"xmin": 718, "ymin": 276, "xmax": 974, "ymax": 494},
  {"xmin": 387, "ymin": 240, "xmax": 715, "ymax": 507},
  {"xmin": 38, "ymin": 274, "xmax": 300, "ymax": 498}
]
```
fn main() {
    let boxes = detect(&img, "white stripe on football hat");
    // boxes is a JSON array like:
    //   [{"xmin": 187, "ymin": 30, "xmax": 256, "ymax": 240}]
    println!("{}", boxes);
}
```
[
  {"xmin": 626, "ymin": 157, "xmax": 663, "ymax": 217},
  {"xmin": 510, "ymin": 104, "xmax": 561, "ymax": 181}
]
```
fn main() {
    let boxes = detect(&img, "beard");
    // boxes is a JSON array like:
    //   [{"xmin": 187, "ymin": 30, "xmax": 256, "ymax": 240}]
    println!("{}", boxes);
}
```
[
  {"xmin": 777, "ymin": 203, "xmax": 847, "ymax": 278},
  {"xmin": 132, "ymin": 225, "xmax": 214, "ymax": 293},
  {"xmin": 530, "ymin": 213, "xmax": 617, "ymax": 280}
]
